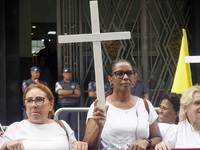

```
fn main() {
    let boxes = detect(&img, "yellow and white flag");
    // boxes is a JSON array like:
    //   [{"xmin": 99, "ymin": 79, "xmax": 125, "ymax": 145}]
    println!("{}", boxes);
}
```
[{"xmin": 171, "ymin": 29, "xmax": 192, "ymax": 94}]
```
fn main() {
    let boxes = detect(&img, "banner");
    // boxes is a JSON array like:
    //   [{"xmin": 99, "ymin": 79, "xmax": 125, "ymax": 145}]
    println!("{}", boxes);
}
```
[{"xmin": 171, "ymin": 29, "xmax": 192, "ymax": 94}]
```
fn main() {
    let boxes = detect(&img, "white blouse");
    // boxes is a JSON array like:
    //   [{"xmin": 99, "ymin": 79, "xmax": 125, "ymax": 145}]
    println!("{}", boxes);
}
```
[
  {"xmin": 163, "ymin": 119, "xmax": 200, "ymax": 148},
  {"xmin": 87, "ymin": 97, "xmax": 158, "ymax": 149},
  {"xmin": 0, "ymin": 120, "xmax": 76, "ymax": 150}
]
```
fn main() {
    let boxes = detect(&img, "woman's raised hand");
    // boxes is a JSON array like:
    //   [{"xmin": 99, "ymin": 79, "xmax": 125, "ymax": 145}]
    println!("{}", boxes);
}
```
[{"xmin": 92, "ymin": 99, "xmax": 109, "ymax": 127}]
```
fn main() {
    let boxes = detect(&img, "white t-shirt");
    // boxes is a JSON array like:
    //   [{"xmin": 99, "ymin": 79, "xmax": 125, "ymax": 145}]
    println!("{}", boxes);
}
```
[
  {"xmin": 0, "ymin": 120, "xmax": 76, "ymax": 150},
  {"xmin": 158, "ymin": 123, "xmax": 173, "ymax": 138},
  {"xmin": 163, "ymin": 119, "xmax": 200, "ymax": 148},
  {"xmin": 87, "ymin": 97, "xmax": 158, "ymax": 149}
]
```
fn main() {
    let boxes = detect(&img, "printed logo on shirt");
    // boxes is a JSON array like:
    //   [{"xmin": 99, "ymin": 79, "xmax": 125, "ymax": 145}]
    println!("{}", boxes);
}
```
[
  {"xmin": 71, "ymin": 85, "xmax": 76, "ymax": 89},
  {"xmin": 88, "ymin": 85, "xmax": 92, "ymax": 90}
]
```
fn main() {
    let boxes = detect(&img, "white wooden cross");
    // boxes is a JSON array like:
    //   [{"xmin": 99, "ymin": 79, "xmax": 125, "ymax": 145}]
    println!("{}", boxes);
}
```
[
  {"xmin": 185, "ymin": 56, "xmax": 200, "ymax": 63},
  {"xmin": 58, "ymin": 0, "xmax": 131, "ymax": 111}
]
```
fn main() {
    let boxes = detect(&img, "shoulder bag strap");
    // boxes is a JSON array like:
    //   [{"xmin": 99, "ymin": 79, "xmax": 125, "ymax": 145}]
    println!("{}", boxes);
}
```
[
  {"xmin": 55, "ymin": 120, "xmax": 69, "ymax": 141},
  {"xmin": 142, "ymin": 98, "xmax": 149, "ymax": 114}
]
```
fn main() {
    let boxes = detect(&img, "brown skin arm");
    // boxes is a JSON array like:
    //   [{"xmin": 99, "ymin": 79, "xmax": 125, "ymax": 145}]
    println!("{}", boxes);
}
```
[
  {"xmin": 149, "ymin": 120, "xmax": 162, "ymax": 148},
  {"xmin": 57, "ymin": 89, "xmax": 81, "ymax": 99},
  {"xmin": 83, "ymin": 99, "xmax": 109, "ymax": 149},
  {"xmin": 130, "ymin": 120, "xmax": 162, "ymax": 150},
  {"xmin": 83, "ymin": 119, "xmax": 104, "ymax": 149}
]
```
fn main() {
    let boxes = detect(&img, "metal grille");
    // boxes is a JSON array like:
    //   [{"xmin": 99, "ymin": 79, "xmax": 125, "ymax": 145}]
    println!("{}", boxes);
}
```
[{"xmin": 57, "ymin": 0, "xmax": 191, "ymax": 106}]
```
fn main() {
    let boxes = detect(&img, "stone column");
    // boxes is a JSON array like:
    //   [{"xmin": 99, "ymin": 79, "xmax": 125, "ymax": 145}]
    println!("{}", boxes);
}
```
[{"xmin": 141, "ymin": 0, "xmax": 148, "ymax": 87}]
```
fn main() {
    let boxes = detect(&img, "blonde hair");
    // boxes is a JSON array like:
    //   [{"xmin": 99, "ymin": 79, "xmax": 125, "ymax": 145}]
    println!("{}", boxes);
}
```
[
  {"xmin": 179, "ymin": 85, "xmax": 200, "ymax": 121},
  {"xmin": 23, "ymin": 84, "xmax": 55, "ymax": 118}
]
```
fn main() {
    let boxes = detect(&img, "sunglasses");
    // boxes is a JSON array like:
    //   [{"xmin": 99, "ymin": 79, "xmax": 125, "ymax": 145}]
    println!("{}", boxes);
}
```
[
  {"xmin": 112, "ymin": 70, "xmax": 135, "ymax": 79},
  {"xmin": 24, "ymin": 97, "xmax": 45, "ymax": 106}
]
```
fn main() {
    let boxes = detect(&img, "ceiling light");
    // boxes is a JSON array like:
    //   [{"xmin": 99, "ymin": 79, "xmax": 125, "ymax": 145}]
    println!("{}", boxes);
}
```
[
  {"xmin": 32, "ymin": 26, "xmax": 36, "ymax": 29},
  {"xmin": 47, "ymin": 31, "xmax": 56, "ymax": 35}
]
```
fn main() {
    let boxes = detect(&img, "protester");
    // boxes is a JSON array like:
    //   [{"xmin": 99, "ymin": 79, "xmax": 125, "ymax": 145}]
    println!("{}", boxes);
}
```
[
  {"xmin": 131, "ymin": 67, "xmax": 149, "ymax": 99},
  {"xmin": 0, "ymin": 84, "xmax": 87, "ymax": 150},
  {"xmin": 155, "ymin": 86, "xmax": 200, "ymax": 149},
  {"xmin": 83, "ymin": 59, "xmax": 161, "ymax": 150},
  {"xmin": 158, "ymin": 93, "xmax": 181, "ymax": 124},
  {"xmin": 158, "ymin": 93, "xmax": 181, "ymax": 139}
]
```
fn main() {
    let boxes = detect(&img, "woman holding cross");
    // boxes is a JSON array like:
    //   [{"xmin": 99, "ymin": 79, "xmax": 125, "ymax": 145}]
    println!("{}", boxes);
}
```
[{"xmin": 83, "ymin": 59, "xmax": 161, "ymax": 150}]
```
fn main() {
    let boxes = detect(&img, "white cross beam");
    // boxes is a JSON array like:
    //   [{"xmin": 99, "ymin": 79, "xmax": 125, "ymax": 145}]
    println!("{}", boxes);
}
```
[
  {"xmin": 58, "ymin": 0, "xmax": 131, "ymax": 111},
  {"xmin": 185, "ymin": 56, "xmax": 200, "ymax": 63}
]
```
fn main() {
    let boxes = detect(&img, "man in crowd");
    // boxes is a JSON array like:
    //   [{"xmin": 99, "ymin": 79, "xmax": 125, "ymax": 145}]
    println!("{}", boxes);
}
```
[
  {"xmin": 22, "ymin": 66, "xmax": 48, "ymax": 118},
  {"xmin": 87, "ymin": 81, "xmax": 110, "ymax": 107},
  {"xmin": 131, "ymin": 67, "xmax": 149, "ymax": 99},
  {"xmin": 38, "ymin": 57, "xmax": 52, "ymax": 88},
  {"xmin": 55, "ymin": 67, "xmax": 80, "ymax": 139},
  {"xmin": 22, "ymin": 66, "xmax": 48, "ymax": 92}
]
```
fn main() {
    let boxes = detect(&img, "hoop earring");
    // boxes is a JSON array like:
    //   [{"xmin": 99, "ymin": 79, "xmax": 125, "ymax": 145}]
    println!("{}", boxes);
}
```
[{"xmin": 110, "ymin": 83, "xmax": 113, "ymax": 89}]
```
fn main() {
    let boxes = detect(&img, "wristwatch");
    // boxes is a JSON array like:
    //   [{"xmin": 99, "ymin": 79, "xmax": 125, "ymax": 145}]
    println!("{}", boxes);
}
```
[
  {"xmin": 142, "ymin": 138, "xmax": 152, "ymax": 149},
  {"xmin": 72, "ymin": 89, "xmax": 75, "ymax": 94}
]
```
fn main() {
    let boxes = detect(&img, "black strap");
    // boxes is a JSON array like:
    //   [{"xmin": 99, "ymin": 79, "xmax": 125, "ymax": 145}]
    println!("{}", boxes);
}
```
[
  {"xmin": 55, "ymin": 120, "xmax": 69, "ymax": 141},
  {"xmin": 142, "ymin": 98, "xmax": 149, "ymax": 114}
]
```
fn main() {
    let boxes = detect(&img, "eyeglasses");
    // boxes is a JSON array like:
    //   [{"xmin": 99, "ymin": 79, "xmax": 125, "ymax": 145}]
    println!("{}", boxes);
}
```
[
  {"xmin": 24, "ymin": 97, "xmax": 45, "ymax": 106},
  {"xmin": 112, "ymin": 70, "xmax": 134, "ymax": 79}
]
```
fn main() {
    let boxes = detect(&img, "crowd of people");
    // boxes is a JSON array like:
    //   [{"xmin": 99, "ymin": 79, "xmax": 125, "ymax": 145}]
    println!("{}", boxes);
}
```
[{"xmin": 0, "ymin": 58, "xmax": 200, "ymax": 149}]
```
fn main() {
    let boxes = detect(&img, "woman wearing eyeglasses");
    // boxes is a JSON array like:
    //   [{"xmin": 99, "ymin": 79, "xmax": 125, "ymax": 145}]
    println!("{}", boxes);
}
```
[
  {"xmin": 0, "ymin": 84, "xmax": 87, "ymax": 150},
  {"xmin": 83, "ymin": 59, "xmax": 161, "ymax": 150}
]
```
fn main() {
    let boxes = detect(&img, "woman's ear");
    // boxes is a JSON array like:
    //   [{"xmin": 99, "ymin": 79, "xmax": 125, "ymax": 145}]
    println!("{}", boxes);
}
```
[
  {"xmin": 49, "ymin": 101, "xmax": 54, "ymax": 111},
  {"xmin": 108, "ymin": 75, "xmax": 112, "ymax": 82}
]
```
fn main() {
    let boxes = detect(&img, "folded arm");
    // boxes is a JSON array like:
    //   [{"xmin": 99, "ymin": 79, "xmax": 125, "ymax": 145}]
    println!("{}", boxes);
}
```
[{"xmin": 57, "ymin": 89, "xmax": 80, "ymax": 98}]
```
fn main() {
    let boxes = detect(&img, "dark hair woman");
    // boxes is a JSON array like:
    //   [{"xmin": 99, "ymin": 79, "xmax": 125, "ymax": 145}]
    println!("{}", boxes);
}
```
[{"xmin": 83, "ymin": 59, "xmax": 161, "ymax": 150}]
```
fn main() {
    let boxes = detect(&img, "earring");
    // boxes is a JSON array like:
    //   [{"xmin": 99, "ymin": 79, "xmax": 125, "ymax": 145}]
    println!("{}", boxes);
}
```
[
  {"xmin": 110, "ymin": 83, "xmax": 113, "ymax": 88},
  {"xmin": 109, "ymin": 80, "xmax": 113, "ymax": 88}
]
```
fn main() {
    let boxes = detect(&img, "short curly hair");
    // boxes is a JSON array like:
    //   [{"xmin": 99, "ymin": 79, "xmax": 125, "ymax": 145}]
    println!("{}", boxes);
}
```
[{"xmin": 161, "ymin": 93, "xmax": 181, "ymax": 113}]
